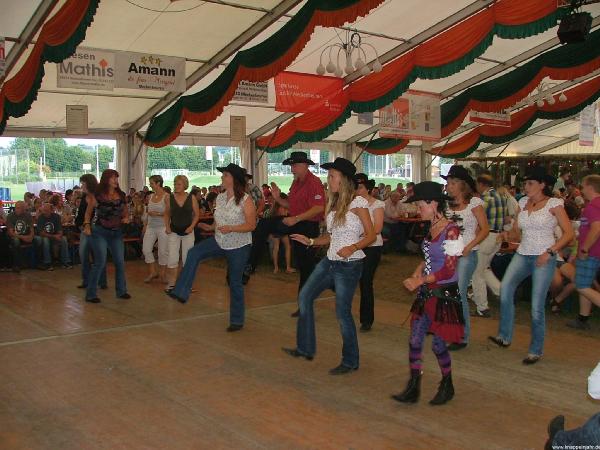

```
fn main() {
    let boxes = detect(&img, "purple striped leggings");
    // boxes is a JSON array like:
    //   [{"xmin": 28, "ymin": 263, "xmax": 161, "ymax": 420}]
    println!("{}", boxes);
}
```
[{"xmin": 409, "ymin": 313, "xmax": 452, "ymax": 376}]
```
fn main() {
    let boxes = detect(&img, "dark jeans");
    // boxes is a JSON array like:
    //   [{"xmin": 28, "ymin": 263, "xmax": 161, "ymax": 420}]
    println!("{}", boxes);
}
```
[
  {"xmin": 553, "ymin": 412, "xmax": 600, "ymax": 446},
  {"xmin": 171, "ymin": 238, "xmax": 251, "ymax": 326},
  {"xmin": 9, "ymin": 236, "xmax": 31, "ymax": 268},
  {"xmin": 86, "ymin": 226, "xmax": 127, "ymax": 300},
  {"xmin": 80, "ymin": 232, "xmax": 107, "ymax": 288},
  {"xmin": 249, "ymin": 217, "xmax": 319, "ymax": 292},
  {"xmin": 382, "ymin": 222, "xmax": 408, "ymax": 252},
  {"xmin": 296, "ymin": 258, "xmax": 363, "ymax": 368},
  {"xmin": 359, "ymin": 246, "xmax": 382, "ymax": 326}
]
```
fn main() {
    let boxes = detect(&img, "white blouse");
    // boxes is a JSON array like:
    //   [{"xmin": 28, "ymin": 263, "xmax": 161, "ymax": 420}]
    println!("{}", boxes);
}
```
[
  {"xmin": 368, "ymin": 198, "xmax": 385, "ymax": 247},
  {"xmin": 448, "ymin": 197, "xmax": 484, "ymax": 251},
  {"xmin": 517, "ymin": 196, "xmax": 563, "ymax": 256},
  {"xmin": 326, "ymin": 196, "xmax": 369, "ymax": 261},
  {"xmin": 214, "ymin": 192, "xmax": 252, "ymax": 250}
]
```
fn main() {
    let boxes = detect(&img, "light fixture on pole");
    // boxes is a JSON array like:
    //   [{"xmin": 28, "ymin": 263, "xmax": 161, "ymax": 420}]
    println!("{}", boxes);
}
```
[
  {"xmin": 522, "ymin": 81, "xmax": 568, "ymax": 108},
  {"xmin": 316, "ymin": 30, "xmax": 383, "ymax": 78}
]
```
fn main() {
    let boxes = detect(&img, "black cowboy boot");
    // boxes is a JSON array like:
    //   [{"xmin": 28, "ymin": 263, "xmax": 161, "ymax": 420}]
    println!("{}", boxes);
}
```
[
  {"xmin": 429, "ymin": 374, "xmax": 454, "ymax": 405},
  {"xmin": 391, "ymin": 371, "xmax": 421, "ymax": 403}
]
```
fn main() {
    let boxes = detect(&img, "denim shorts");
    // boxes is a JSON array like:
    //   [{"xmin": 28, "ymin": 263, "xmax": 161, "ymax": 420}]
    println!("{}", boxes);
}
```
[{"xmin": 575, "ymin": 256, "xmax": 600, "ymax": 289}]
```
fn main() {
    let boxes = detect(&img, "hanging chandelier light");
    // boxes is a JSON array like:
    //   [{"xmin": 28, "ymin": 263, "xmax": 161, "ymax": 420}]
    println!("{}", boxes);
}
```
[
  {"xmin": 316, "ymin": 30, "xmax": 383, "ymax": 78},
  {"xmin": 524, "ymin": 81, "xmax": 568, "ymax": 107}
]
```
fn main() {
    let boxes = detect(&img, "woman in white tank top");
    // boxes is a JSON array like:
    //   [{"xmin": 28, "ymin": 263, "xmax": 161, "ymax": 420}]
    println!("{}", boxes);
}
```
[{"xmin": 142, "ymin": 175, "xmax": 168, "ymax": 283}]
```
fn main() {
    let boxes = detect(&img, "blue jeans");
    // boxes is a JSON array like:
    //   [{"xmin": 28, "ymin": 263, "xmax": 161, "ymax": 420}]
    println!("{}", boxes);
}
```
[
  {"xmin": 497, "ymin": 253, "xmax": 556, "ymax": 356},
  {"xmin": 86, "ymin": 226, "xmax": 127, "ymax": 300},
  {"xmin": 171, "ymin": 238, "xmax": 250, "ymax": 326},
  {"xmin": 457, "ymin": 250, "xmax": 478, "ymax": 343},
  {"xmin": 79, "ymin": 232, "xmax": 107, "ymax": 287},
  {"xmin": 553, "ymin": 412, "xmax": 600, "ymax": 446},
  {"xmin": 38, "ymin": 235, "xmax": 70, "ymax": 265},
  {"xmin": 296, "ymin": 258, "xmax": 363, "ymax": 368}
]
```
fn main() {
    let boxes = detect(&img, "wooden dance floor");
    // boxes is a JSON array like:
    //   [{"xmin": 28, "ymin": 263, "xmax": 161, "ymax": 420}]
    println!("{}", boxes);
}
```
[{"xmin": 0, "ymin": 254, "xmax": 597, "ymax": 449}]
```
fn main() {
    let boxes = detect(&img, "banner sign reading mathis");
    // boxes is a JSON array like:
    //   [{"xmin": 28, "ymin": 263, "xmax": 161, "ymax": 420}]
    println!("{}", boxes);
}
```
[
  {"xmin": 233, "ymin": 81, "xmax": 269, "ymax": 103},
  {"xmin": 0, "ymin": 38, "xmax": 5, "ymax": 77},
  {"xmin": 114, "ymin": 51, "xmax": 186, "ymax": 92},
  {"xmin": 275, "ymin": 72, "xmax": 346, "ymax": 114},
  {"xmin": 379, "ymin": 90, "xmax": 441, "ymax": 141},
  {"xmin": 57, "ymin": 48, "xmax": 115, "ymax": 90}
]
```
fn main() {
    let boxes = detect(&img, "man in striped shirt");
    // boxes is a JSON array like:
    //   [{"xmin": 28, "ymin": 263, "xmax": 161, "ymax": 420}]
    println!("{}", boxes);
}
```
[{"xmin": 471, "ymin": 174, "xmax": 506, "ymax": 318}]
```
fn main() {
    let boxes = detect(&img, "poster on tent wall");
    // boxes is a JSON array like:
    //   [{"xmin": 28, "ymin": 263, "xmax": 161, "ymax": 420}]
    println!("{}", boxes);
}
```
[
  {"xmin": 274, "ymin": 72, "xmax": 346, "ymax": 114},
  {"xmin": 66, "ymin": 105, "xmax": 88, "ymax": 135},
  {"xmin": 114, "ymin": 51, "xmax": 186, "ymax": 92},
  {"xmin": 57, "ymin": 47, "xmax": 115, "ymax": 91},
  {"xmin": 0, "ymin": 38, "xmax": 5, "ymax": 77},
  {"xmin": 378, "ymin": 90, "xmax": 441, "ymax": 141},
  {"xmin": 233, "ymin": 81, "xmax": 269, "ymax": 104},
  {"xmin": 580, "ymin": 105, "xmax": 596, "ymax": 146}
]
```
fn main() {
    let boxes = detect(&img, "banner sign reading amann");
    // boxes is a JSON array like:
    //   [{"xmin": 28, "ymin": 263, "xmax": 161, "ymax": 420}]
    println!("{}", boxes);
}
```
[
  {"xmin": 114, "ymin": 51, "xmax": 186, "ymax": 92},
  {"xmin": 57, "ymin": 48, "xmax": 115, "ymax": 90},
  {"xmin": 0, "ymin": 38, "xmax": 6, "ymax": 77},
  {"xmin": 275, "ymin": 72, "xmax": 346, "ymax": 114},
  {"xmin": 379, "ymin": 90, "xmax": 441, "ymax": 141},
  {"xmin": 233, "ymin": 81, "xmax": 269, "ymax": 104}
]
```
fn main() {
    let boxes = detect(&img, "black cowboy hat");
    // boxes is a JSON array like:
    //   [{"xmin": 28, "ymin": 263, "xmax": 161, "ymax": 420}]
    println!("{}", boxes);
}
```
[
  {"xmin": 282, "ymin": 151, "xmax": 315, "ymax": 166},
  {"xmin": 523, "ymin": 166, "xmax": 557, "ymax": 187},
  {"xmin": 321, "ymin": 157, "xmax": 357, "ymax": 179},
  {"xmin": 217, "ymin": 163, "xmax": 246, "ymax": 185},
  {"xmin": 442, "ymin": 165, "xmax": 477, "ymax": 193},
  {"xmin": 405, "ymin": 181, "xmax": 452, "ymax": 203}
]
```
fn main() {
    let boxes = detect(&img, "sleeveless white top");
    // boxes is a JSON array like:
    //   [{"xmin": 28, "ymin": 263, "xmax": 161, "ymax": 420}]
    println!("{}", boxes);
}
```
[
  {"xmin": 517, "ymin": 196, "xmax": 563, "ymax": 255},
  {"xmin": 146, "ymin": 193, "xmax": 167, "ymax": 228},
  {"xmin": 214, "ymin": 192, "xmax": 252, "ymax": 250},
  {"xmin": 448, "ymin": 197, "xmax": 484, "ymax": 251},
  {"xmin": 368, "ymin": 198, "xmax": 385, "ymax": 247},
  {"xmin": 326, "ymin": 196, "xmax": 368, "ymax": 261}
]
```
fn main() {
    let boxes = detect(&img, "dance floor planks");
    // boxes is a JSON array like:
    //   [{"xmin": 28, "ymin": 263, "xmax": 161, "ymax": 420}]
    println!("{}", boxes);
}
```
[{"xmin": 0, "ymin": 255, "xmax": 597, "ymax": 449}]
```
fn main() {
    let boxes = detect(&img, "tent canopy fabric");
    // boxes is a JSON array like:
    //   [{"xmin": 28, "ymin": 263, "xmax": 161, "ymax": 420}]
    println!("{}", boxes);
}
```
[{"xmin": 1, "ymin": 0, "xmax": 600, "ymax": 158}]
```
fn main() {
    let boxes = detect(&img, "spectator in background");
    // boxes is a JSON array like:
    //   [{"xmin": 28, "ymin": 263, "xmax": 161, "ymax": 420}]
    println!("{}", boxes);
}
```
[
  {"xmin": 396, "ymin": 182, "xmax": 406, "ymax": 198},
  {"xmin": 383, "ymin": 192, "xmax": 408, "ymax": 253},
  {"xmin": 32, "ymin": 198, "xmax": 43, "ymax": 219},
  {"xmin": 36, "ymin": 202, "xmax": 72, "ymax": 270},
  {"xmin": 76, "ymin": 174, "xmax": 107, "ymax": 290},
  {"xmin": 568, "ymin": 175, "xmax": 600, "ymax": 330},
  {"xmin": 567, "ymin": 184, "xmax": 585, "ymax": 208},
  {"xmin": 65, "ymin": 189, "xmax": 75, "ymax": 210},
  {"xmin": 554, "ymin": 167, "xmax": 571, "ymax": 192},
  {"xmin": 245, "ymin": 172, "xmax": 265, "ymax": 217},
  {"xmin": 471, "ymin": 174, "xmax": 506, "ymax": 318},
  {"xmin": 6, "ymin": 201, "xmax": 35, "ymax": 272},
  {"xmin": 270, "ymin": 193, "xmax": 295, "ymax": 274},
  {"xmin": 261, "ymin": 184, "xmax": 272, "ymax": 204},
  {"xmin": 403, "ymin": 182, "xmax": 415, "ymax": 202},
  {"xmin": 0, "ymin": 204, "xmax": 11, "ymax": 271},
  {"xmin": 24, "ymin": 192, "xmax": 35, "ymax": 212}
]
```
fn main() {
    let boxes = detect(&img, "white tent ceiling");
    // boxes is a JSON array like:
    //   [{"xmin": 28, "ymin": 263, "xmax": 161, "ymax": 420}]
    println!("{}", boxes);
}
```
[{"xmin": 2, "ymin": 0, "xmax": 600, "ymax": 157}]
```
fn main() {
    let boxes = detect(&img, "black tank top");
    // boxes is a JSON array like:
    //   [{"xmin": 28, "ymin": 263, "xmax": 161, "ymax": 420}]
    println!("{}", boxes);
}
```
[{"xmin": 170, "ymin": 193, "xmax": 193, "ymax": 236}]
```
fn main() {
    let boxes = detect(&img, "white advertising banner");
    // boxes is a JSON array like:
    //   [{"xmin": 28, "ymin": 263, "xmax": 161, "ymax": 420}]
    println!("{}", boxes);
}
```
[
  {"xmin": 114, "ymin": 51, "xmax": 186, "ymax": 92},
  {"xmin": 57, "ymin": 47, "xmax": 115, "ymax": 91},
  {"xmin": 233, "ymin": 81, "xmax": 269, "ymax": 103},
  {"xmin": 580, "ymin": 105, "xmax": 596, "ymax": 146},
  {"xmin": 379, "ymin": 90, "xmax": 441, "ymax": 141},
  {"xmin": 0, "ymin": 37, "xmax": 5, "ymax": 78},
  {"xmin": 470, "ymin": 111, "xmax": 511, "ymax": 127}
]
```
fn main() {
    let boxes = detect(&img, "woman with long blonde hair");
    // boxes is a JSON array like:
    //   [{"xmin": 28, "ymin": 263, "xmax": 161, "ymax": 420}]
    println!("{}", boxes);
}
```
[{"xmin": 283, "ymin": 157, "xmax": 375, "ymax": 375}]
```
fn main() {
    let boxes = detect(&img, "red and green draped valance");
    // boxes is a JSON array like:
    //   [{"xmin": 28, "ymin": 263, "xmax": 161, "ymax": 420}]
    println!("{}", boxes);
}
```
[
  {"xmin": 143, "ymin": 0, "xmax": 385, "ymax": 147},
  {"xmin": 432, "ymin": 75, "xmax": 600, "ymax": 159},
  {"xmin": 355, "ymin": 28, "xmax": 600, "ymax": 155},
  {"xmin": 0, "ymin": 0, "xmax": 100, "ymax": 135},
  {"xmin": 356, "ymin": 137, "xmax": 409, "ymax": 155},
  {"xmin": 256, "ymin": 0, "xmax": 571, "ymax": 153}
]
